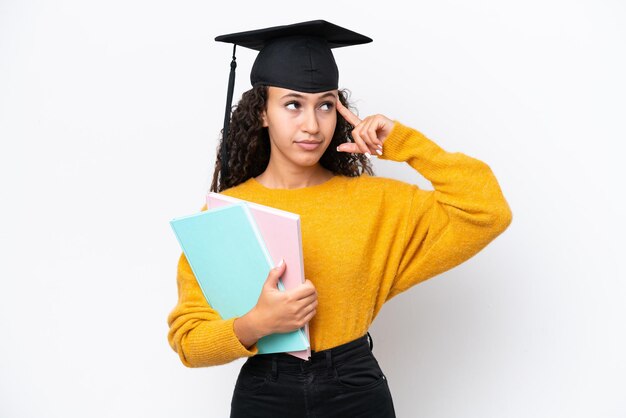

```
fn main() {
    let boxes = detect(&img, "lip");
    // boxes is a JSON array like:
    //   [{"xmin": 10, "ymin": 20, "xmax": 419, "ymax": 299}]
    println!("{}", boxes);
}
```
[{"xmin": 295, "ymin": 141, "xmax": 322, "ymax": 151}]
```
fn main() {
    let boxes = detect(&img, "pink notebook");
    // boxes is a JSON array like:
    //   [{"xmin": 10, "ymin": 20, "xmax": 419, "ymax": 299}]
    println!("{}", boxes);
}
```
[{"xmin": 207, "ymin": 192, "xmax": 311, "ymax": 360}]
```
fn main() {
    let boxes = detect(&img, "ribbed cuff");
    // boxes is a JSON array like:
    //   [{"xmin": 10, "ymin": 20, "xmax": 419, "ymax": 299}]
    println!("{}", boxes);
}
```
[
  {"xmin": 224, "ymin": 317, "xmax": 259, "ymax": 357},
  {"xmin": 378, "ymin": 121, "xmax": 446, "ymax": 169},
  {"xmin": 182, "ymin": 317, "xmax": 259, "ymax": 367}
]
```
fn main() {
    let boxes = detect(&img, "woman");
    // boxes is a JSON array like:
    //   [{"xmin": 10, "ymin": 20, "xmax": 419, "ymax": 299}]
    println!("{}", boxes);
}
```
[{"xmin": 167, "ymin": 20, "xmax": 512, "ymax": 417}]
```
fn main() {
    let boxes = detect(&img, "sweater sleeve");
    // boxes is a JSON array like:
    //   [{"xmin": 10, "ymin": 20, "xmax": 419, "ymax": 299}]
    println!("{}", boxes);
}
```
[
  {"xmin": 379, "ymin": 122, "xmax": 513, "ymax": 300},
  {"xmin": 167, "ymin": 205, "xmax": 259, "ymax": 367}
]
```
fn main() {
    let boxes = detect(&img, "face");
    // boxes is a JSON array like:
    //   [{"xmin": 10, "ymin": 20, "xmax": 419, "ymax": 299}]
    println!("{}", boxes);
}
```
[{"xmin": 261, "ymin": 86, "xmax": 338, "ymax": 169}]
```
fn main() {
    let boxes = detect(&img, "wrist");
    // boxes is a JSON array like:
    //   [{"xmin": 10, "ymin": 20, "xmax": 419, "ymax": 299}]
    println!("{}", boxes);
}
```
[
  {"xmin": 233, "ymin": 308, "xmax": 266, "ymax": 349},
  {"xmin": 247, "ymin": 307, "xmax": 269, "ymax": 339}
]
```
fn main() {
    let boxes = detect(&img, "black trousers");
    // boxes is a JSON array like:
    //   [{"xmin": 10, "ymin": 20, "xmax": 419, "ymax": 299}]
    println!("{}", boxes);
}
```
[{"xmin": 230, "ymin": 332, "xmax": 396, "ymax": 418}]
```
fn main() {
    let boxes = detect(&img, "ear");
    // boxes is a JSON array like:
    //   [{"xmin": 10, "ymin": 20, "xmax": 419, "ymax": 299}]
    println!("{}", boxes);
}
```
[{"xmin": 261, "ymin": 110, "xmax": 268, "ymax": 128}]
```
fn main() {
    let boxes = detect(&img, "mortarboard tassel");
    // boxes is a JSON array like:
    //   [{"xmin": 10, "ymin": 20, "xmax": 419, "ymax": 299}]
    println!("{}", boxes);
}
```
[{"xmin": 220, "ymin": 44, "xmax": 237, "ymax": 183}]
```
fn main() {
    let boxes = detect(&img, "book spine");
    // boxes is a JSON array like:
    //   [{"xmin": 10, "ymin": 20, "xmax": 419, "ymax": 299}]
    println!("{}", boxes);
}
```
[
  {"xmin": 242, "ymin": 204, "xmax": 272, "ymax": 266},
  {"xmin": 241, "ymin": 204, "xmax": 287, "ymax": 292}
]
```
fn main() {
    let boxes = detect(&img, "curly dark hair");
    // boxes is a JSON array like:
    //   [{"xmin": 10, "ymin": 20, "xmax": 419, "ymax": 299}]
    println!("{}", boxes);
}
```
[{"xmin": 210, "ymin": 85, "xmax": 375, "ymax": 192}]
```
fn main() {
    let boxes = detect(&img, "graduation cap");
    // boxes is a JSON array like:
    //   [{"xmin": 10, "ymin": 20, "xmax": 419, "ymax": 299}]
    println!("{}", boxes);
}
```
[{"xmin": 214, "ymin": 20, "xmax": 372, "ymax": 181}]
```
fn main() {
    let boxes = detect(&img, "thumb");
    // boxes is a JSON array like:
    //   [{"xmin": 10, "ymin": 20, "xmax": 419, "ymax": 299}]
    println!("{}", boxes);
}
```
[
  {"xmin": 265, "ymin": 258, "xmax": 285, "ymax": 289},
  {"xmin": 336, "ymin": 143, "xmax": 361, "ymax": 153}
]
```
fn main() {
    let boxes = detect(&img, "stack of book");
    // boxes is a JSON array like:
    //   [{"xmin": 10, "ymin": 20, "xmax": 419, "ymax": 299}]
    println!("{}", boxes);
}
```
[{"xmin": 169, "ymin": 192, "xmax": 310, "ymax": 360}]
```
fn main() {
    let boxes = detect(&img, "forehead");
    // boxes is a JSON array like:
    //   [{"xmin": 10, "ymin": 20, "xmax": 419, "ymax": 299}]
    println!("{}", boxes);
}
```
[{"xmin": 268, "ymin": 86, "xmax": 338, "ymax": 100}]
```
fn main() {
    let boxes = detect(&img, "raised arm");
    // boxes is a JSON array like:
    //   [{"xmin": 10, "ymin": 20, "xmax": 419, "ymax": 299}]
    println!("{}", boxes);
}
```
[
  {"xmin": 336, "ymin": 100, "xmax": 512, "ymax": 298},
  {"xmin": 380, "ymin": 122, "xmax": 512, "ymax": 298}
]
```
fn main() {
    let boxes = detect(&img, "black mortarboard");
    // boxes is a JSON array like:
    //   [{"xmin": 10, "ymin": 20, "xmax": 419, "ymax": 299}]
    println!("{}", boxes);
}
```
[{"xmin": 214, "ymin": 20, "xmax": 372, "ymax": 181}]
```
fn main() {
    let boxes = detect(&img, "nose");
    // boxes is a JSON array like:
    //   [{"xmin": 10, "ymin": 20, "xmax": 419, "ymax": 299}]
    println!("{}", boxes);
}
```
[{"xmin": 301, "ymin": 107, "xmax": 320, "ymax": 135}]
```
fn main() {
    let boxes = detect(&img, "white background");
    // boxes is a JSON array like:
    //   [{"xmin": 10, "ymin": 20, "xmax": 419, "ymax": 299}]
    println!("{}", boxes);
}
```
[{"xmin": 1, "ymin": 1, "xmax": 625, "ymax": 417}]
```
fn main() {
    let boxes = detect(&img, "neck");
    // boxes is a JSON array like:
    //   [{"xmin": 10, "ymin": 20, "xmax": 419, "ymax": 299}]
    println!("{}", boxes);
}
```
[{"xmin": 255, "ymin": 160, "xmax": 333, "ymax": 190}]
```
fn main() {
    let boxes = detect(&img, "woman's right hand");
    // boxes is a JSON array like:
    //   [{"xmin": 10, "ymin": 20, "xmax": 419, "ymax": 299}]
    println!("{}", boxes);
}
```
[{"xmin": 251, "ymin": 259, "xmax": 318, "ymax": 337}]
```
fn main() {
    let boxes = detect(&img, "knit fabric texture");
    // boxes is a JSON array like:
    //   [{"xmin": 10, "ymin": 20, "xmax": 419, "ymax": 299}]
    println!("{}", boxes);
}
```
[{"xmin": 167, "ymin": 121, "xmax": 513, "ymax": 367}]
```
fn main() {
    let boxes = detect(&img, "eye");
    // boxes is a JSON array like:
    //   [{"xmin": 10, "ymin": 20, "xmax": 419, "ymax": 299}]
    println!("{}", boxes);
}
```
[
  {"xmin": 319, "ymin": 101, "xmax": 334, "ymax": 111},
  {"xmin": 285, "ymin": 101, "xmax": 300, "ymax": 110}
]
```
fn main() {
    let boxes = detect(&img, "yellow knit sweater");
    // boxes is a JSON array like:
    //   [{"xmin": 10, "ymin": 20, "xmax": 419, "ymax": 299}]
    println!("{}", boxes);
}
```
[{"xmin": 167, "ymin": 121, "xmax": 512, "ymax": 367}]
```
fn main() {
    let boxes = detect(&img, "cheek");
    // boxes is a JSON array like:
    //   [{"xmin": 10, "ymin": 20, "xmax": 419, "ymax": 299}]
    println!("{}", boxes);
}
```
[
  {"xmin": 323, "ymin": 115, "xmax": 337, "ymax": 137},
  {"xmin": 267, "ymin": 114, "xmax": 296, "ymax": 141}
]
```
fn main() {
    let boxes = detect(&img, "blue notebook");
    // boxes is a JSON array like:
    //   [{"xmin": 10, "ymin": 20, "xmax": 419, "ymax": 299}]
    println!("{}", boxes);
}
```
[{"xmin": 170, "ymin": 203, "xmax": 309, "ymax": 354}]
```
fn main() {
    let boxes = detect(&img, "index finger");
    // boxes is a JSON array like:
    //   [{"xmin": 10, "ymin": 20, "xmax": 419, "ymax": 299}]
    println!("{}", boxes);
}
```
[
  {"xmin": 336, "ymin": 97, "xmax": 362, "ymax": 126},
  {"xmin": 289, "ymin": 280, "xmax": 316, "ymax": 299}
]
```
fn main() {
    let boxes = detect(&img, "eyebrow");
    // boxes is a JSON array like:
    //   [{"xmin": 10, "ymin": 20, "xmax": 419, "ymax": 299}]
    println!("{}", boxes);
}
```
[{"xmin": 280, "ymin": 92, "xmax": 337, "ymax": 100}]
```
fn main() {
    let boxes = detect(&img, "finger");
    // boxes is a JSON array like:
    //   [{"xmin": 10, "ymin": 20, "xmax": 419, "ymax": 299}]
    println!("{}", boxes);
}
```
[
  {"xmin": 368, "ymin": 117, "xmax": 385, "ymax": 148},
  {"xmin": 336, "ymin": 142, "xmax": 361, "ymax": 153},
  {"xmin": 356, "ymin": 118, "xmax": 381, "ymax": 156},
  {"xmin": 265, "ymin": 260, "xmax": 285, "ymax": 287},
  {"xmin": 291, "ymin": 284, "xmax": 316, "ymax": 300},
  {"xmin": 337, "ymin": 134, "xmax": 374, "ymax": 157},
  {"xmin": 296, "ymin": 292, "xmax": 317, "ymax": 306},
  {"xmin": 300, "ymin": 309, "xmax": 317, "ymax": 327},
  {"xmin": 302, "ymin": 308, "xmax": 317, "ymax": 323},
  {"xmin": 363, "ymin": 118, "xmax": 384, "ymax": 155},
  {"xmin": 337, "ymin": 118, "xmax": 377, "ymax": 155},
  {"xmin": 358, "ymin": 118, "xmax": 379, "ymax": 154},
  {"xmin": 302, "ymin": 302, "xmax": 317, "ymax": 318},
  {"xmin": 335, "ymin": 98, "xmax": 362, "ymax": 127},
  {"xmin": 351, "ymin": 127, "xmax": 372, "ymax": 157},
  {"xmin": 297, "ymin": 296, "xmax": 318, "ymax": 314}
]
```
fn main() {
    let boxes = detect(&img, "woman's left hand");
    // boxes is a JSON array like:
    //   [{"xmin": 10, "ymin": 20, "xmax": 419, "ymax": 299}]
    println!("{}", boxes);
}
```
[{"xmin": 336, "ymin": 98, "xmax": 395, "ymax": 157}]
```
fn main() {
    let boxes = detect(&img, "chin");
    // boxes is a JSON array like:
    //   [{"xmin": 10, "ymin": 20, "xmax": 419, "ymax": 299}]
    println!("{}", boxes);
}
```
[
  {"xmin": 298, "ymin": 158, "xmax": 322, "ymax": 167},
  {"xmin": 292, "ymin": 154, "xmax": 323, "ymax": 167}
]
